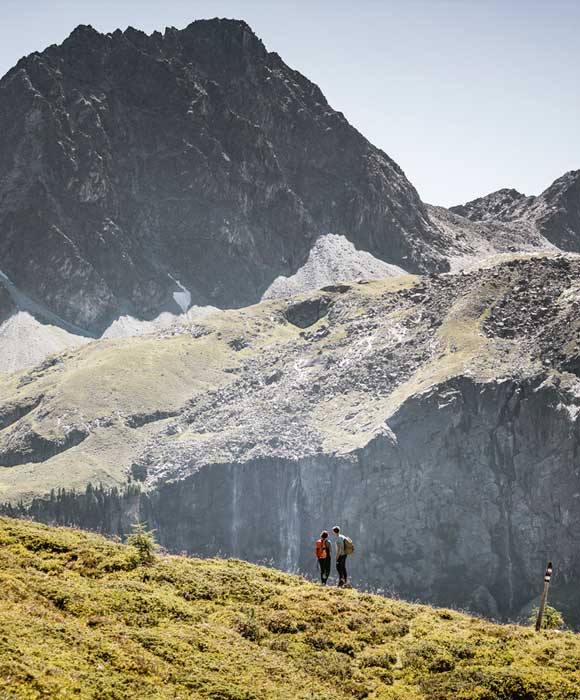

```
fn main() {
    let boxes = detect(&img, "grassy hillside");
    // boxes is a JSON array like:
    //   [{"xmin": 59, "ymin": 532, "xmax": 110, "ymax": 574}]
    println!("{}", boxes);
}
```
[
  {"xmin": 0, "ymin": 518, "xmax": 578, "ymax": 700},
  {"xmin": 3, "ymin": 254, "xmax": 577, "ymax": 503}
]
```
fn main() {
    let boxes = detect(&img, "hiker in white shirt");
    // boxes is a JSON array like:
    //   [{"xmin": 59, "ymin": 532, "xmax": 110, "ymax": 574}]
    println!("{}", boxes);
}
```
[{"xmin": 332, "ymin": 525, "xmax": 349, "ymax": 587}]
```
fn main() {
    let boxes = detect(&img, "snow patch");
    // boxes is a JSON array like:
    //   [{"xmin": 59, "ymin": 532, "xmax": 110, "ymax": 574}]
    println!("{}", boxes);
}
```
[{"xmin": 168, "ymin": 275, "xmax": 192, "ymax": 313}]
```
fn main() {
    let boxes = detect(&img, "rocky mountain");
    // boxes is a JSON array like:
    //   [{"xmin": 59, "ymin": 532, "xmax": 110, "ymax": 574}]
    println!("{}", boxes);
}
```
[
  {"xmin": 449, "ymin": 188, "xmax": 530, "ymax": 222},
  {"xmin": 2, "ymin": 18, "xmax": 580, "ymax": 630},
  {"xmin": 2, "ymin": 19, "xmax": 580, "ymax": 376},
  {"xmin": 2, "ymin": 252, "xmax": 580, "ymax": 625},
  {"xmin": 0, "ymin": 19, "xmax": 448, "ymax": 337},
  {"xmin": 426, "ymin": 204, "xmax": 557, "ymax": 271},
  {"xmin": 449, "ymin": 170, "xmax": 580, "ymax": 252}
]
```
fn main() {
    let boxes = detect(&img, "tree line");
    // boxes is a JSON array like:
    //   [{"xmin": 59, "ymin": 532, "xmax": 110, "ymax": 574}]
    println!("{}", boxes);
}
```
[{"xmin": 0, "ymin": 481, "xmax": 143, "ymax": 536}]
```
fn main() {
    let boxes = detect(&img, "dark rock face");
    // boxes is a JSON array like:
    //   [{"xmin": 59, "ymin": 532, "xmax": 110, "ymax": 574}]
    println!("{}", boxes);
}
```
[
  {"xmin": 532, "ymin": 171, "xmax": 580, "ymax": 251},
  {"xmin": 284, "ymin": 296, "xmax": 332, "ymax": 328},
  {"xmin": 0, "ymin": 20, "xmax": 446, "ymax": 334}
]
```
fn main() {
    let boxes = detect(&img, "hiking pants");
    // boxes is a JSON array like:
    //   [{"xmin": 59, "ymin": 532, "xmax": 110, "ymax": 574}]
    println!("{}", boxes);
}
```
[
  {"xmin": 337, "ymin": 555, "xmax": 347, "ymax": 585},
  {"xmin": 318, "ymin": 556, "xmax": 331, "ymax": 584}
]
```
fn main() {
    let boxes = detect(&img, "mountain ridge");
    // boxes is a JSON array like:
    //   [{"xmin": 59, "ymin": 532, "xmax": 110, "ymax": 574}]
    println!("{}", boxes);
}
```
[{"xmin": 1, "ymin": 19, "xmax": 578, "ymax": 375}]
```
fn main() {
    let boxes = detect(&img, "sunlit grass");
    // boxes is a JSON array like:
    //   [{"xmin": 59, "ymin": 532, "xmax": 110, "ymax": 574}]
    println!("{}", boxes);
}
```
[{"xmin": 0, "ymin": 517, "xmax": 578, "ymax": 699}]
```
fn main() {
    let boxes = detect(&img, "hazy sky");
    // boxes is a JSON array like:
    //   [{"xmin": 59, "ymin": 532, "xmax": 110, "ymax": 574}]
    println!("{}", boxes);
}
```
[{"xmin": 1, "ymin": 0, "xmax": 579, "ymax": 206}]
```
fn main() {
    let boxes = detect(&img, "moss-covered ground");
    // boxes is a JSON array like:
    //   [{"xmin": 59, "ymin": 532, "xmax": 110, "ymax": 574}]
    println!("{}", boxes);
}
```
[{"xmin": 0, "ymin": 517, "xmax": 578, "ymax": 699}]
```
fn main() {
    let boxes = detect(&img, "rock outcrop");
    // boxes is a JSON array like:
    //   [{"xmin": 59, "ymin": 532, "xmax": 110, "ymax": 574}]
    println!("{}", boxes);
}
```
[
  {"xmin": 0, "ymin": 19, "xmax": 446, "ymax": 335},
  {"xmin": 2, "ymin": 254, "xmax": 580, "ymax": 625},
  {"xmin": 0, "ymin": 281, "xmax": 15, "ymax": 323},
  {"xmin": 426, "ymin": 204, "xmax": 557, "ymax": 271},
  {"xmin": 449, "ymin": 188, "xmax": 529, "ymax": 222}
]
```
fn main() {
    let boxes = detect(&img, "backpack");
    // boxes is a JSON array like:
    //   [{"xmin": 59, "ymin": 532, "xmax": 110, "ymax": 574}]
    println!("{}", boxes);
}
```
[
  {"xmin": 315, "ymin": 539, "xmax": 328, "ymax": 559},
  {"xmin": 343, "ymin": 536, "xmax": 354, "ymax": 555}
]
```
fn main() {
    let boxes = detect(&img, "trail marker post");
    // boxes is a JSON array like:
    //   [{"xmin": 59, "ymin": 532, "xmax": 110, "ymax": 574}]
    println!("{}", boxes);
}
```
[{"xmin": 535, "ymin": 560, "xmax": 553, "ymax": 632}]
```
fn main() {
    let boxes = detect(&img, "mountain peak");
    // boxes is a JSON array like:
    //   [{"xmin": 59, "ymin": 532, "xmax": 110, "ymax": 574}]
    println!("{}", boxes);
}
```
[
  {"xmin": 67, "ymin": 23, "xmax": 101, "ymax": 41},
  {"xmin": 449, "ymin": 187, "xmax": 526, "ymax": 222},
  {"xmin": 0, "ymin": 16, "xmax": 441, "ymax": 334}
]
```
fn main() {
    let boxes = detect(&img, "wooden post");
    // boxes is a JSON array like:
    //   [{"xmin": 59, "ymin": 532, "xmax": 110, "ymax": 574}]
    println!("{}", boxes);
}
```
[{"xmin": 535, "ymin": 561, "xmax": 553, "ymax": 632}]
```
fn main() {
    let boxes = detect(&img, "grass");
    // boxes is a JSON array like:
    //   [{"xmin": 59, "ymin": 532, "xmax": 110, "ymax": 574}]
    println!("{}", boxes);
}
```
[{"xmin": 0, "ymin": 517, "xmax": 579, "ymax": 699}]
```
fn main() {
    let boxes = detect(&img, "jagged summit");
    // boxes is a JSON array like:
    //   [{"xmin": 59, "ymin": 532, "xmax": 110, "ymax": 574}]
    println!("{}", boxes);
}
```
[{"xmin": 0, "ymin": 17, "xmax": 446, "ymax": 335}]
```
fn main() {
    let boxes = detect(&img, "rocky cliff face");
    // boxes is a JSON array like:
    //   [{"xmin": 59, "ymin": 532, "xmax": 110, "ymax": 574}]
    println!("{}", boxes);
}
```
[
  {"xmin": 2, "ymin": 254, "xmax": 580, "ymax": 624},
  {"xmin": 0, "ymin": 19, "xmax": 447, "ymax": 334},
  {"xmin": 145, "ymin": 373, "xmax": 580, "ymax": 624},
  {"xmin": 0, "ymin": 282, "xmax": 15, "ymax": 323}
]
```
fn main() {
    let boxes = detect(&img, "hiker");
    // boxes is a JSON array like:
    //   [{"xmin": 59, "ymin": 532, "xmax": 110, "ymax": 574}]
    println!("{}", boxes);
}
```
[
  {"xmin": 333, "ymin": 525, "xmax": 354, "ymax": 587},
  {"xmin": 315, "ymin": 530, "xmax": 331, "ymax": 584}
]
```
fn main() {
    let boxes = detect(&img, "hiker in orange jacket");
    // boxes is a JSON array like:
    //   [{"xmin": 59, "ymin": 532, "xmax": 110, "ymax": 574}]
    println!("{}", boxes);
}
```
[{"xmin": 315, "ymin": 530, "xmax": 331, "ymax": 584}]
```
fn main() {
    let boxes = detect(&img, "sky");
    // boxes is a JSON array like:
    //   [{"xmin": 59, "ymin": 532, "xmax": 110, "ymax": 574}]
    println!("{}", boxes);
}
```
[{"xmin": 1, "ymin": 0, "xmax": 579, "ymax": 206}]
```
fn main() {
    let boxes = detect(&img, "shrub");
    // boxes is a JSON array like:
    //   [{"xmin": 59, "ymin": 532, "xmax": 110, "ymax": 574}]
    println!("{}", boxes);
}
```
[
  {"xmin": 384, "ymin": 620, "xmax": 410, "ymax": 637},
  {"xmin": 450, "ymin": 641, "xmax": 475, "ymax": 660},
  {"xmin": 266, "ymin": 611, "xmax": 298, "ymax": 634},
  {"xmin": 347, "ymin": 614, "xmax": 369, "ymax": 631},
  {"xmin": 268, "ymin": 637, "xmax": 290, "ymax": 652},
  {"xmin": 127, "ymin": 521, "xmax": 157, "ymax": 565},
  {"xmin": 359, "ymin": 650, "xmax": 397, "ymax": 669},
  {"xmin": 428, "ymin": 653, "xmax": 455, "ymax": 673},
  {"xmin": 372, "ymin": 668, "xmax": 394, "ymax": 685},
  {"xmin": 529, "ymin": 605, "xmax": 565, "ymax": 630},
  {"xmin": 22, "ymin": 534, "xmax": 70, "ymax": 553},
  {"xmin": 302, "ymin": 650, "xmax": 354, "ymax": 681},
  {"xmin": 335, "ymin": 639, "xmax": 357, "ymax": 657},
  {"xmin": 403, "ymin": 640, "xmax": 438, "ymax": 669},
  {"xmin": 130, "ymin": 463, "xmax": 148, "ymax": 482}
]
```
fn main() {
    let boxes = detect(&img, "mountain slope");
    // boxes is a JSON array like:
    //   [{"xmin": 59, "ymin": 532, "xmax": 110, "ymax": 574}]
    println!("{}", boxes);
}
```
[
  {"xmin": 426, "ymin": 204, "xmax": 557, "ymax": 270},
  {"xmin": 1, "ymin": 517, "xmax": 579, "ymax": 700},
  {"xmin": 2, "ymin": 253, "xmax": 580, "ymax": 623},
  {"xmin": 263, "ymin": 233, "xmax": 407, "ymax": 299},
  {"xmin": 0, "ymin": 312, "xmax": 89, "ymax": 374},
  {"xmin": 0, "ymin": 19, "xmax": 446, "ymax": 335}
]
